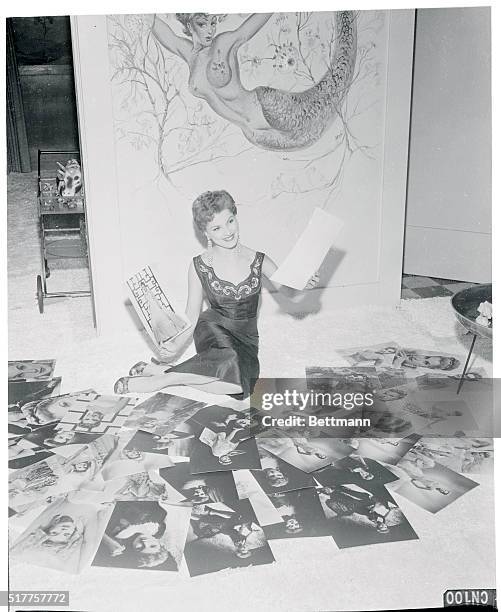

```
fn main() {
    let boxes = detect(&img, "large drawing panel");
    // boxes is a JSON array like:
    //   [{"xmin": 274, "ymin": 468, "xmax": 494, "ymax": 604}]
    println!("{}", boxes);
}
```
[{"xmin": 71, "ymin": 10, "xmax": 414, "ymax": 332}]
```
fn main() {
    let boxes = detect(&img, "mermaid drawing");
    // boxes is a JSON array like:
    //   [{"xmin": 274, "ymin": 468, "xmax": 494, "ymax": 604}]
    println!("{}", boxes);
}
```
[{"xmin": 144, "ymin": 11, "xmax": 357, "ymax": 151}]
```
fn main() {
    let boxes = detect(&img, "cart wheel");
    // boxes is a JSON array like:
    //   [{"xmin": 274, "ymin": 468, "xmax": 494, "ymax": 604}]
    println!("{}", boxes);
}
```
[
  {"xmin": 45, "ymin": 258, "xmax": 51, "ymax": 278},
  {"xmin": 37, "ymin": 275, "xmax": 44, "ymax": 314}
]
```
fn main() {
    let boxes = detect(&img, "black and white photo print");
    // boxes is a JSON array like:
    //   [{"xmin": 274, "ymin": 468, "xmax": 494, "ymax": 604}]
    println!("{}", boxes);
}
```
[
  {"xmin": 375, "ymin": 367, "xmax": 408, "ymax": 390},
  {"xmin": 372, "ymin": 382, "xmax": 416, "ymax": 407},
  {"xmin": 413, "ymin": 438, "xmax": 494, "ymax": 475},
  {"xmin": 190, "ymin": 428, "xmax": 261, "ymax": 473},
  {"xmin": 9, "ymin": 378, "xmax": 62, "ymax": 410},
  {"xmin": 265, "ymin": 488, "xmax": 329, "ymax": 540},
  {"xmin": 317, "ymin": 483, "xmax": 418, "ymax": 548},
  {"xmin": 19, "ymin": 421, "xmax": 106, "ymax": 450},
  {"xmin": 99, "ymin": 444, "xmax": 174, "ymax": 482},
  {"xmin": 8, "ymin": 437, "xmax": 54, "ymax": 470},
  {"xmin": 184, "ymin": 498, "xmax": 275, "ymax": 576},
  {"xmin": 336, "ymin": 343, "xmax": 402, "ymax": 368},
  {"xmin": 392, "ymin": 348, "xmax": 462, "ymax": 376},
  {"xmin": 124, "ymin": 427, "xmax": 196, "ymax": 458},
  {"xmin": 9, "ymin": 436, "xmax": 117, "ymax": 510},
  {"xmin": 188, "ymin": 404, "xmax": 254, "ymax": 441},
  {"xmin": 10, "ymin": 496, "xmax": 113, "ymax": 574},
  {"xmin": 20, "ymin": 389, "xmax": 93, "ymax": 427},
  {"xmin": 251, "ymin": 446, "xmax": 315, "ymax": 494},
  {"xmin": 316, "ymin": 455, "xmax": 400, "ymax": 492},
  {"xmin": 92, "ymin": 500, "xmax": 192, "ymax": 571},
  {"xmin": 122, "ymin": 392, "xmax": 206, "ymax": 433},
  {"xmin": 349, "ymin": 435, "xmax": 420, "ymax": 466},
  {"xmin": 104, "ymin": 471, "xmax": 184, "ymax": 503},
  {"xmin": 257, "ymin": 435, "xmax": 353, "ymax": 473},
  {"xmin": 8, "ymin": 359, "xmax": 56, "ymax": 382},
  {"xmin": 55, "ymin": 391, "xmax": 138, "ymax": 434},
  {"xmin": 306, "ymin": 366, "xmax": 381, "ymax": 395},
  {"xmin": 392, "ymin": 447, "xmax": 479, "ymax": 513},
  {"xmin": 158, "ymin": 461, "xmax": 240, "ymax": 506}
]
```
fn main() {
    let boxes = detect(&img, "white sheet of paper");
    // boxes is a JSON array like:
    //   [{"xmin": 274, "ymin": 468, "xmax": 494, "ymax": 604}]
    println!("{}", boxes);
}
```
[{"xmin": 270, "ymin": 208, "xmax": 344, "ymax": 290}]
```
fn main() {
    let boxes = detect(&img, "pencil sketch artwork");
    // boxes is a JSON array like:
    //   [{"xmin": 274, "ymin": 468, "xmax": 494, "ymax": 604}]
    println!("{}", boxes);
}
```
[{"xmin": 107, "ymin": 10, "xmax": 385, "ymax": 209}]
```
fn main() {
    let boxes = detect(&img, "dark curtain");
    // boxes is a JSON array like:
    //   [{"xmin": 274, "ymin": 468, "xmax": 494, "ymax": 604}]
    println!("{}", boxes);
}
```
[{"xmin": 6, "ymin": 18, "xmax": 31, "ymax": 173}]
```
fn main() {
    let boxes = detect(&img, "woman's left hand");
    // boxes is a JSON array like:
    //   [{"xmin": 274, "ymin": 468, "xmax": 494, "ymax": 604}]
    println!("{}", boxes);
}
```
[{"xmin": 305, "ymin": 271, "xmax": 320, "ymax": 290}]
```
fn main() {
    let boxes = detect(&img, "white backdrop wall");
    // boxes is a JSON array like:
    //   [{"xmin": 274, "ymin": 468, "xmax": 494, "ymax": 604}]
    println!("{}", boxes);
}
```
[
  {"xmin": 71, "ymin": 10, "xmax": 415, "ymax": 334},
  {"xmin": 404, "ymin": 7, "xmax": 491, "ymax": 283}
]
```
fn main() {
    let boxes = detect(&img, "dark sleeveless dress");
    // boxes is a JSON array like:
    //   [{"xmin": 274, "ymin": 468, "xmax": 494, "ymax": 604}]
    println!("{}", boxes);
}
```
[{"xmin": 168, "ymin": 252, "xmax": 264, "ymax": 399}]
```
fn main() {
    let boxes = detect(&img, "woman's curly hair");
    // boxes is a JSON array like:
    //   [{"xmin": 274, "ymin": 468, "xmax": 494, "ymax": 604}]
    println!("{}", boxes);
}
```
[
  {"xmin": 175, "ymin": 13, "xmax": 226, "ymax": 37},
  {"xmin": 192, "ymin": 190, "xmax": 237, "ymax": 233},
  {"xmin": 175, "ymin": 13, "xmax": 208, "ymax": 37}
]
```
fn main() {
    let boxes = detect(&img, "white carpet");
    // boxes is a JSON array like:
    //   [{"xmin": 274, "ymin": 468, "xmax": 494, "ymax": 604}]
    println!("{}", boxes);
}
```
[{"xmin": 7, "ymin": 172, "xmax": 495, "ymax": 611}]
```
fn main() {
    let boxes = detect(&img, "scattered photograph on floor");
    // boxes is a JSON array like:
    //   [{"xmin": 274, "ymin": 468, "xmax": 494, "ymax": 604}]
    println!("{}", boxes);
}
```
[
  {"xmin": 20, "ymin": 389, "xmax": 92, "ymax": 427},
  {"xmin": 375, "ymin": 367, "xmax": 408, "ymax": 389},
  {"xmin": 257, "ymin": 436, "xmax": 353, "ymax": 473},
  {"xmin": 122, "ymin": 392, "xmax": 206, "ymax": 434},
  {"xmin": 8, "ymin": 403, "xmax": 34, "ymax": 437},
  {"xmin": 55, "ymin": 392, "xmax": 138, "ymax": 434},
  {"xmin": 9, "ymin": 495, "xmax": 65, "ymax": 541},
  {"xmin": 252, "ymin": 446, "xmax": 315, "ymax": 494},
  {"xmin": 184, "ymin": 498, "xmax": 275, "ymax": 576},
  {"xmin": 392, "ymin": 348, "xmax": 462, "ymax": 375},
  {"xmin": 361, "ymin": 408, "xmax": 429, "ymax": 438},
  {"xmin": 9, "ymin": 436, "xmax": 117, "ymax": 510},
  {"xmin": 232, "ymin": 470, "xmax": 285, "ymax": 526},
  {"xmin": 306, "ymin": 366, "xmax": 381, "ymax": 395},
  {"xmin": 393, "ymin": 447, "xmax": 479, "ymax": 513},
  {"xmin": 372, "ymin": 382, "xmax": 416, "ymax": 407},
  {"xmin": 105, "ymin": 471, "xmax": 184, "ymax": 502},
  {"xmin": 337, "ymin": 343, "xmax": 401, "ymax": 368},
  {"xmin": 410, "ymin": 400, "xmax": 478, "ymax": 436},
  {"xmin": 19, "ymin": 422, "xmax": 106, "ymax": 450},
  {"xmin": 9, "ymin": 378, "xmax": 63, "ymax": 410},
  {"xmin": 190, "ymin": 428, "xmax": 261, "ymax": 473},
  {"xmin": 349, "ymin": 435, "xmax": 420, "ymax": 465},
  {"xmin": 159, "ymin": 461, "xmax": 240, "ymax": 506},
  {"xmin": 8, "ymin": 437, "xmax": 54, "ymax": 470},
  {"xmin": 317, "ymin": 483, "xmax": 418, "ymax": 548},
  {"xmin": 413, "ymin": 438, "xmax": 494, "ymax": 475},
  {"xmin": 99, "ymin": 445, "xmax": 174, "ymax": 481},
  {"xmin": 316, "ymin": 456, "xmax": 400, "ymax": 492},
  {"xmin": 92, "ymin": 500, "xmax": 192, "ymax": 571},
  {"xmin": 124, "ymin": 427, "xmax": 196, "ymax": 458},
  {"xmin": 8, "ymin": 359, "xmax": 56, "ymax": 382},
  {"xmin": 10, "ymin": 496, "xmax": 113, "ymax": 574},
  {"xmin": 188, "ymin": 404, "xmax": 254, "ymax": 442},
  {"xmin": 265, "ymin": 488, "xmax": 329, "ymax": 540}
]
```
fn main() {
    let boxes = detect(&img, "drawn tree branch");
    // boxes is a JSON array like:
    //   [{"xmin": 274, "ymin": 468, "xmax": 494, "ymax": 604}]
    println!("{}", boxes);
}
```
[{"xmin": 108, "ymin": 14, "xmax": 242, "ymax": 187}]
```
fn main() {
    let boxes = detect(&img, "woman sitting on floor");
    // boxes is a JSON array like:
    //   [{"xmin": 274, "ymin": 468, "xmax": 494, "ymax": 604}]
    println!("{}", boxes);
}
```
[{"xmin": 115, "ymin": 189, "xmax": 319, "ymax": 399}]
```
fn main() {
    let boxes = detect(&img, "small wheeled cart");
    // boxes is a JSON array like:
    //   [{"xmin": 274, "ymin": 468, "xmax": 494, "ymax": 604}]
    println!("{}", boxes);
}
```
[{"xmin": 36, "ymin": 149, "xmax": 91, "ymax": 313}]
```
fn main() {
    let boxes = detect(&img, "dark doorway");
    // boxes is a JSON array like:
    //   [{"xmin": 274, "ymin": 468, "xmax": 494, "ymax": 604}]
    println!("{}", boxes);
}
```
[{"xmin": 7, "ymin": 16, "xmax": 80, "ymax": 170}]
